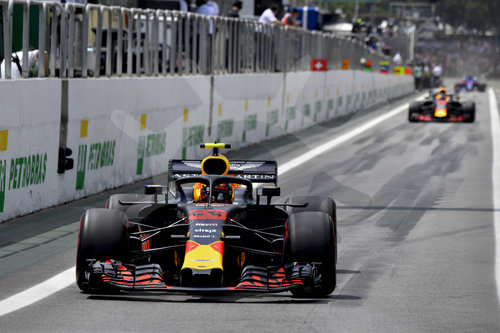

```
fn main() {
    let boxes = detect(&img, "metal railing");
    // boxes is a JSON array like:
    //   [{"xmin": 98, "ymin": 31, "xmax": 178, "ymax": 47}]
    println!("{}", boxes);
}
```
[{"xmin": 1, "ymin": 0, "xmax": 391, "ymax": 79}]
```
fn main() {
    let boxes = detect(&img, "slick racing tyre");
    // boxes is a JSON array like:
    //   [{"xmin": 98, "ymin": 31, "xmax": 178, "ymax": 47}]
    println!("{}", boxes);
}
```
[
  {"xmin": 288, "ymin": 212, "xmax": 336, "ymax": 297},
  {"xmin": 286, "ymin": 196, "xmax": 337, "ymax": 264},
  {"xmin": 76, "ymin": 208, "xmax": 129, "ymax": 292},
  {"xmin": 106, "ymin": 194, "xmax": 154, "ymax": 218},
  {"xmin": 408, "ymin": 102, "xmax": 421, "ymax": 122},
  {"xmin": 462, "ymin": 102, "xmax": 475, "ymax": 123}
]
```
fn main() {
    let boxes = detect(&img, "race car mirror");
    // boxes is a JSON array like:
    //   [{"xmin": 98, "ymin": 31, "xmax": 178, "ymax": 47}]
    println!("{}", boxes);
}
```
[
  {"xmin": 145, "ymin": 185, "xmax": 164, "ymax": 204},
  {"xmin": 258, "ymin": 186, "xmax": 281, "ymax": 205},
  {"xmin": 261, "ymin": 186, "xmax": 280, "ymax": 197},
  {"xmin": 145, "ymin": 185, "xmax": 163, "ymax": 195}
]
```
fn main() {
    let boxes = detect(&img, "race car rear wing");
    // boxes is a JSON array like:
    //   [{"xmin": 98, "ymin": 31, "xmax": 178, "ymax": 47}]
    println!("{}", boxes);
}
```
[{"xmin": 168, "ymin": 159, "xmax": 278, "ymax": 185}]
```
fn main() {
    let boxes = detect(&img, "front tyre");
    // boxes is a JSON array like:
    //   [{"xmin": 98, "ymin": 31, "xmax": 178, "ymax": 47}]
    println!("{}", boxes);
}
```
[
  {"xmin": 462, "ymin": 102, "xmax": 475, "ymax": 123},
  {"xmin": 288, "ymin": 212, "xmax": 336, "ymax": 297},
  {"xmin": 76, "ymin": 208, "xmax": 129, "ymax": 292},
  {"xmin": 408, "ymin": 102, "xmax": 421, "ymax": 122},
  {"xmin": 286, "ymin": 196, "xmax": 337, "ymax": 264}
]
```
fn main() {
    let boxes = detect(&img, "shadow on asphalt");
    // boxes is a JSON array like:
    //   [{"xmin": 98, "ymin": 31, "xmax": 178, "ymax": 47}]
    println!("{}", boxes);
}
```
[{"xmin": 86, "ymin": 290, "xmax": 362, "ymax": 304}]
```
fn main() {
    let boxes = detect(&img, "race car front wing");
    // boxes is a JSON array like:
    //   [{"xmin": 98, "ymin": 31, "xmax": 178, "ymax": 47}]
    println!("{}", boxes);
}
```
[{"xmin": 82, "ymin": 260, "xmax": 316, "ymax": 293}]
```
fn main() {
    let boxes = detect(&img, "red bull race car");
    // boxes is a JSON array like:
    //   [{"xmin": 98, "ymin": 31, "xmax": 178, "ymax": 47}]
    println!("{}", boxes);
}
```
[
  {"xmin": 76, "ymin": 143, "xmax": 337, "ymax": 297},
  {"xmin": 408, "ymin": 88, "xmax": 475, "ymax": 123},
  {"xmin": 454, "ymin": 76, "xmax": 486, "ymax": 92}
]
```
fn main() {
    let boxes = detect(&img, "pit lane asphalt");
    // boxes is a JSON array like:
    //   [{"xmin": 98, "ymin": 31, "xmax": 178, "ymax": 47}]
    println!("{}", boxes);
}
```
[{"xmin": 1, "ymin": 81, "xmax": 500, "ymax": 332}]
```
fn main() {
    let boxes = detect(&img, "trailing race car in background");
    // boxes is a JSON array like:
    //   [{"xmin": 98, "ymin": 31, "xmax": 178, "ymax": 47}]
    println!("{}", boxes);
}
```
[
  {"xmin": 408, "ymin": 88, "xmax": 475, "ymax": 123},
  {"xmin": 76, "ymin": 143, "xmax": 337, "ymax": 297},
  {"xmin": 454, "ymin": 76, "xmax": 487, "ymax": 92}
]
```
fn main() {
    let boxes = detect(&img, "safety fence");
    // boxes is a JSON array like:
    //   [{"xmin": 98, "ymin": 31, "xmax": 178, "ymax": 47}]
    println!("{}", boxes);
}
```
[{"xmin": 0, "ymin": 0, "xmax": 391, "ymax": 79}]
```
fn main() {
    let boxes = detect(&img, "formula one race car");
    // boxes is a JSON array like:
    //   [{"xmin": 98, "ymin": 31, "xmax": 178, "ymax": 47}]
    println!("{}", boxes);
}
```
[
  {"xmin": 76, "ymin": 143, "xmax": 337, "ymax": 297},
  {"xmin": 454, "ymin": 76, "xmax": 486, "ymax": 92},
  {"xmin": 408, "ymin": 88, "xmax": 475, "ymax": 123}
]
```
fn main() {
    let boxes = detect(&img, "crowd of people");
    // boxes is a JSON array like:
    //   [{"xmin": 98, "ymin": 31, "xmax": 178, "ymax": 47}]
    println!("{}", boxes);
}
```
[
  {"xmin": 177, "ymin": 0, "xmax": 304, "ymax": 28},
  {"xmin": 417, "ymin": 37, "xmax": 499, "ymax": 78}
]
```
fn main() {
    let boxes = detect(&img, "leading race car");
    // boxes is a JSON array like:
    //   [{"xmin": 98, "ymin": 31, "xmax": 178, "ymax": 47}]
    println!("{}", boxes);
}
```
[
  {"xmin": 408, "ymin": 88, "xmax": 475, "ymax": 123},
  {"xmin": 76, "ymin": 143, "xmax": 337, "ymax": 297},
  {"xmin": 454, "ymin": 76, "xmax": 486, "ymax": 92}
]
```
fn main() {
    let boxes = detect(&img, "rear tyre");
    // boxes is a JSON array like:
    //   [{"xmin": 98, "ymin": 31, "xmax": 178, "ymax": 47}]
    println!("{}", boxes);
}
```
[
  {"xmin": 288, "ymin": 212, "xmax": 336, "ymax": 297},
  {"xmin": 76, "ymin": 208, "xmax": 129, "ymax": 292},
  {"xmin": 462, "ymin": 102, "xmax": 475, "ymax": 123}
]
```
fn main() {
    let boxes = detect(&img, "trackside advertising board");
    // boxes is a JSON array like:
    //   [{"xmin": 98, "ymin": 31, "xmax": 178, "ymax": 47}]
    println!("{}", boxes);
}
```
[
  {"xmin": 0, "ymin": 80, "xmax": 62, "ymax": 221},
  {"xmin": 63, "ymin": 77, "xmax": 211, "ymax": 199},
  {"xmin": 0, "ymin": 72, "xmax": 413, "ymax": 222},
  {"xmin": 212, "ymin": 74, "xmax": 284, "ymax": 149}
]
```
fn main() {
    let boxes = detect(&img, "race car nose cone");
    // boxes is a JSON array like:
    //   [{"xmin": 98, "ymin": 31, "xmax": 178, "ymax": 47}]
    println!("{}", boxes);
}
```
[{"xmin": 180, "ymin": 267, "xmax": 223, "ymax": 287}]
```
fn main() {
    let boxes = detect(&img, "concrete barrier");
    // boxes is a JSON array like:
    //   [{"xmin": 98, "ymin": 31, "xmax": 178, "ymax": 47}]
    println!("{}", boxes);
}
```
[{"xmin": 0, "ymin": 71, "xmax": 413, "ymax": 222}]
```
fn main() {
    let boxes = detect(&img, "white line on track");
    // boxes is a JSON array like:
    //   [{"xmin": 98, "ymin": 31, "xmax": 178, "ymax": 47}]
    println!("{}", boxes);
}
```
[
  {"xmin": 0, "ymin": 96, "xmax": 417, "ymax": 317},
  {"xmin": 488, "ymin": 88, "xmax": 500, "ymax": 307},
  {"xmin": 0, "ymin": 267, "xmax": 75, "ymax": 317}
]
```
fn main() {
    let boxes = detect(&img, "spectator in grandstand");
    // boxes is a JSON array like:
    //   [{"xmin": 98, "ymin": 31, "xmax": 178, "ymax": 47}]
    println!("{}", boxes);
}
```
[
  {"xmin": 1, "ymin": 48, "xmax": 48, "ymax": 79},
  {"xmin": 282, "ymin": 8, "xmax": 300, "ymax": 27},
  {"xmin": 258, "ymin": 5, "xmax": 284, "ymax": 26},
  {"xmin": 226, "ymin": 1, "xmax": 242, "ymax": 18}
]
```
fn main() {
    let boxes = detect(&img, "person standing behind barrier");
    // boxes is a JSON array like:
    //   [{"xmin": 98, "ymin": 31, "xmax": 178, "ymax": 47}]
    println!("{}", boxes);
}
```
[
  {"xmin": 196, "ymin": 0, "xmax": 218, "ymax": 17},
  {"xmin": 179, "ymin": 0, "xmax": 188, "ymax": 11},
  {"xmin": 225, "ymin": 1, "xmax": 242, "ymax": 72},
  {"xmin": 282, "ymin": 8, "xmax": 300, "ymax": 27},
  {"xmin": 413, "ymin": 62, "xmax": 423, "ymax": 91},
  {"xmin": 226, "ymin": 1, "xmax": 242, "ymax": 18},
  {"xmin": 257, "ymin": 5, "xmax": 284, "ymax": 71},
  {"xmin": 432, "ymin": 64, "xmax": 442, "ymax": 87},
  {"xmin": 258, "ymin": 5, "xmax": 284, "ymax": 26},
  {"xmin": 0, "ymin": 49, "xmax": 49, "ymax": 79},
  {"xmin": 195, "ymin": 0, "xmax": 219, "ymax": 73}
]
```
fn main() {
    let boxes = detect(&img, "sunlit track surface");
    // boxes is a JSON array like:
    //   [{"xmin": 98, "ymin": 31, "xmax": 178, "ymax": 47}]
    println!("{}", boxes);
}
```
[{"xmin": 1, "ymin": 82, "xmax": 500, "ymax": 332}]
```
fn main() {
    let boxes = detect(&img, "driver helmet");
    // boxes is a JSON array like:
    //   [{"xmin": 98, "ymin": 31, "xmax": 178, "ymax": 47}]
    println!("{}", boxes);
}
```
[
  {"xmin": 437, "ymin": 88, "xmax": 447, "ymax": 99},
  {"xmin": 196, "ymin": 183, "xmax": 233, "ymax": 203},
  {"xmin": 213, "ymin": 183, "xmax": 233, "ymax": 203}
]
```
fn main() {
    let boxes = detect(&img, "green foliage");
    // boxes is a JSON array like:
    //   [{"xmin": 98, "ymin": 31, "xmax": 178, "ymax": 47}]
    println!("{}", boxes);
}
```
[
  {"xmin": 326, "ymin": 0, "xmax": 499, "ymax": 34},
  {"xmin": 435, "ymin": 0, "xmax": 500, "ymax": 33}
]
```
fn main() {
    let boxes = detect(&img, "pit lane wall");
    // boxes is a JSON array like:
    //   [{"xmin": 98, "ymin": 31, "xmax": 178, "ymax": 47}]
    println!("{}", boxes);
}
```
[{"xmin": 0, "ymin": 71, "xmax": 413, "ymax": 222}]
